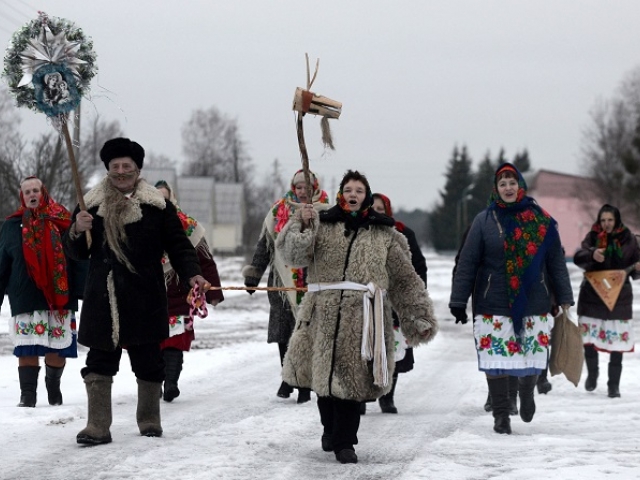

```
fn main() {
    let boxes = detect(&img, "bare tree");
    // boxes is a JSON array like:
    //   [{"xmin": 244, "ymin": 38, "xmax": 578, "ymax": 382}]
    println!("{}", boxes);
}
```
[
  {"xmin": 181, "ymin": 106, "xmax": 252, "ymax": 183},
  {"xmin": 580, "ymin": 97, "xmax": 635, "ymax": 219}
]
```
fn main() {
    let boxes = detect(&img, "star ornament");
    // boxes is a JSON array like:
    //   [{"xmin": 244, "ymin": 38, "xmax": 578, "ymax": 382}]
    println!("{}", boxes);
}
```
[{"xmin": 17, "ymin": 23, "xmax": 86, "ymax": 87}]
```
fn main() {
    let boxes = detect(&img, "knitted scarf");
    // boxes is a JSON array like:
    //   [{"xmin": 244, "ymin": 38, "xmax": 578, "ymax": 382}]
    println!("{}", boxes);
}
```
[
  {"xmin": 7, "ymin": 183, "xmax": 71, "ymax": 311},
  {"xmin": 488, "ymin": 163, "xmax": 558, "ymax": 334}
]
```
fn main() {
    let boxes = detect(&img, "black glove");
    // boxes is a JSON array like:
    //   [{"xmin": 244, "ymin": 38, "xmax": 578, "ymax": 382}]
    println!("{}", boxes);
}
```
[
  {"xmin": 244, "ymin": 276, "xmax": 259, "ymax": 295},
  {"xmin": 450, "ymin": 307, "xmax": 468, "ymax": 324},
  {"xmin": 550, "ymin": 303, "xmax": 560, "ymax": 317}
]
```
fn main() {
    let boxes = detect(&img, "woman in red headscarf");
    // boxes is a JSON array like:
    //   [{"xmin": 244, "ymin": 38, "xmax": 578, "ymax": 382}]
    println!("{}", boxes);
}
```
[
  {"xmin": 368, "ymin": 192, "xmax": 427, "ymax": 415},
  {"xmin": 0, "ymin": 176, "xmax": 86, "ymax": 407},
  {"xmin": 242, "ymin": 169, "xmax": 329, "ymax": 404}
]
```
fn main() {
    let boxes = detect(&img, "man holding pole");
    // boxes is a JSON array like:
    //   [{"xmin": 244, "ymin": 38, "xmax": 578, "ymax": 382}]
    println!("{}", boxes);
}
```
[{"xmin": 63, "ymin": 137, "xmax": 210, "ymax": 445}]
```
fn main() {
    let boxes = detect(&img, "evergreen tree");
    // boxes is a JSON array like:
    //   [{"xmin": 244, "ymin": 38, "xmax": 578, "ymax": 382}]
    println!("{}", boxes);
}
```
[
  {"xmin": 430, "ymin": 145, "xmax": 474, "ymax": 251},
  {"xmin": 467, "ymin": 154, "xmax": 496, "ymax": 221},
  {"xmin": 513, "ymin": 149, "xmax": 531, "ymax": 173}
]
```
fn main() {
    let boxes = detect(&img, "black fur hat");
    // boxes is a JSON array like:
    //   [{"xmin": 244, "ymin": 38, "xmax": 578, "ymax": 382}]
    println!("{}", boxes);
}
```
[{"xmin": 100, "ymin": 137, "xmax": 145, "ymax": 170}]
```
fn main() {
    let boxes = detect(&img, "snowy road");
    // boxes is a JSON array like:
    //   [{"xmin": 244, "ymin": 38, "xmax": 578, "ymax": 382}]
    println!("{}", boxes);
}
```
[{"xmin": 1, "ymin": 254, "xmax": 640, "ymax": 480}]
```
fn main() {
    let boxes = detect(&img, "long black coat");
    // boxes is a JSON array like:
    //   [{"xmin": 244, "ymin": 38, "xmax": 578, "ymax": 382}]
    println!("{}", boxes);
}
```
[
  {"xmin": 574, "ymin": 229, "xmax": 640, "ymax": 320},
  {"xmin": 63, "ymin": 179, "xmax": 201, "ymax": 350}
]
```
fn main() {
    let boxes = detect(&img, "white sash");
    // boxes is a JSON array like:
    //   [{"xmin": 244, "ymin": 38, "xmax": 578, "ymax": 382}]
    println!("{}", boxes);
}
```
[{"xmin": 307, "ymin": 281, "xmax": 389, "ymax": 387}]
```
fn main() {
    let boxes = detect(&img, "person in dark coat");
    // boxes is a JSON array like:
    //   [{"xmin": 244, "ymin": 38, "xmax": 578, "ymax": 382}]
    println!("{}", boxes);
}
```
[
  {"xmin": 0, "ymin": 176, "xmax": 86, "ymax": 408},
  {"xmin": 368, "ymin": 192, "xmax": 427, "ymax": 415},
  {"xmin": 450, "ymin": 162, "xmax": 574, "ymax": 435},
  {"xmin": 155, "ymin": 180, "xmax": 224, "ymax": 402},
  {"xmin": 242, "ymin": 169, "xmax": 329, "ymax": 403},
  {"xmin": 63, "ymin": 138, "xmax": 209, "ymax": 445},
  {"xmin": 573, "ymin": 204, "xmax": 640, "ymax": 398}
]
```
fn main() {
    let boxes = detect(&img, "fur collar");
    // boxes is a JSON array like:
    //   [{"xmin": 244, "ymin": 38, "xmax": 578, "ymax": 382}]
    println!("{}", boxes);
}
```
[
  {"xmin": 319, "ymin": 205, "xmax": 395, "ymax": 228},
  {"xmin": 84, "ymin": 177, "xmax": 166, "ymax": 225}
]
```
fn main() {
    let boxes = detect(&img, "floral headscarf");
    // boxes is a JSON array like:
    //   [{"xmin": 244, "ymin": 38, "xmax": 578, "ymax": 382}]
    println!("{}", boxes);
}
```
[
  {"xmin": 7, "ymin": 177, "xmax": 71, "ymax": 311},
  {"xmin": 269, "ymin": 170, "xmax": 329, "ymax": 305},
  {"xmin": 372, "ymin": 192, "xmax": 406, "ymax": 232},
  {"xmin": 488, "ymin": 163, "xmax": 558, "ymax": 334},
  {"xmin": 592, "ymin": 204, "xmax": 626, "ymax": 259},
  {"xmin": 271, "ymin": 169, "xmax": 329, "ymax": 236}
]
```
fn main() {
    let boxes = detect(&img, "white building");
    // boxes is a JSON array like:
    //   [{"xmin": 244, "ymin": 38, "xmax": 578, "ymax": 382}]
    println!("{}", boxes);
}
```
[{"xmin": 142, "ymin": 168, "xmax": 244, "ymax": 253}]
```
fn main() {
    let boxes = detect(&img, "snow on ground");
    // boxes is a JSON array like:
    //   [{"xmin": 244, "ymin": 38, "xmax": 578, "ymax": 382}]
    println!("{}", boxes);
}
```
[{"xmin": 1, "ymin": 253, "xmax": 640, "ymax": 480}]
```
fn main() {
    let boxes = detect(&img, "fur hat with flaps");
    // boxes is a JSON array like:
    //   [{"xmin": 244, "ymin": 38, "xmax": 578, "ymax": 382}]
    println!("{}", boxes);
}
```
[{"xmin": 100, "ymin": 137, "xmax": 145, "ymax": 170}]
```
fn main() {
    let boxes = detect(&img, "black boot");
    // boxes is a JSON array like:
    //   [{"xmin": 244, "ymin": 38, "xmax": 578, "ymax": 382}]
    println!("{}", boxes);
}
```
[
  {"xmin": 584, "ymin": 345, "xmax": 599, "ymax": 392},
  {"xmin": 508, "ymin": 376, "xmax": 519, "ymax": 415},
  {"xmin": 379, "ymin": 375, "xmax": 398, "ymax": 414},
  {"xmin": 483, "ymin": 392, "xmax": 492, "ymax": 412},
  {"xmin": 518, "ymin": 375, "xmax": 537, "ymax": 423},
  {"xmin": 297, "ymin": 388, "xmax": 312, "ymax": 404},
  {"xmin": 536, "ymin": 368, "xmax": 552, "ymax": 395},
  {"xmin": 18, "ymin": 366, "xmax": 40, "ymax": 408},
  {"xmin": 277, "ymin": 381, "xmax": 294, "ymax": 398},
  {"xmin": 45, "ymin": 364, "xmax": 64, "ymax": 406},
  {"xmin": 162, "ymin": 349, "xmax": 183, "ymax": 402},
  {"xmin": 607, "ymin": 363, "xmax": 622, "ymax": 398},
  {"xmin": 487, "ymin": 377, "xmax": 511, "ymax": 434}
]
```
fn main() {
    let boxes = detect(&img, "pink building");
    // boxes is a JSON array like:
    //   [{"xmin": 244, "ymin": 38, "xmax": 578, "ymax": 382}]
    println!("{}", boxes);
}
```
[{"xmin": 524, "ymin": 170, "xmax": 601, "ymax": 257}]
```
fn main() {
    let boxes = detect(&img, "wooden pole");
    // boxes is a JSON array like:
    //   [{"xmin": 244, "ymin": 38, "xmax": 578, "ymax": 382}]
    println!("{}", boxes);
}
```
[
  {"xmin": 296, "ymin": 113, "xmax": 313, "ymax": 204},
  {"xmin": 60, "ymin": 115, "xmax": 91, "ymax": 246}
]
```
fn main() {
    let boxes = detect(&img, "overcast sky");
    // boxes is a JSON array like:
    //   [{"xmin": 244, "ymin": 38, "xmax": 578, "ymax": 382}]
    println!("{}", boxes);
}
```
[{"xmin": 2, "ymin": 0, "xmax": 640, "ymax": 210}]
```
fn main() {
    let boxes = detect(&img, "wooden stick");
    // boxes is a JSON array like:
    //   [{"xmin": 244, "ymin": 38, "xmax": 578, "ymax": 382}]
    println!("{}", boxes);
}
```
[
  {"xmin": 296, "ymin": 112, "xmax": 313, "ymax": 205},
  {"xmin": 208, "ymin": 285, "xmax": 308, "ymax": 292},
  {"xmin": 60, "ymin": 116, "xmax": 91, "ymax": 247}
]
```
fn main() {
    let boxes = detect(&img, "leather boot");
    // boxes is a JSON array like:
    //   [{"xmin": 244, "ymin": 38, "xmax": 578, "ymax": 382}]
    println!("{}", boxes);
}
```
[
  {"xmin": 277, "ymin": 381, "xmax": 294, "ymax": 398},
  {"xmin": 518, "ymin": 375, "xmax": 537, "ymax": 423},
  {"xmin": 508, "ymin": 376, "xmax": 519, "ymax": 415},
  {"xmin": 378, "ymin": 375, "xmax": 398, "ymax": 414},
  {"xmin": 584, "ymin": 347, "xmax": 599, "ymax": 391},
  {"xmin": 487, "ymin": 377, "xmax": 511, "ymax": 434},
  {"xmin": 607, "ymin": 363, "xmax": 622, "ymax": 398},
  {"xmin": 162, "ymin": 349, "xmax": 183, "ymax": 402},
  {"xmin": 18, "ymin": 366, "xmax": 40, "ymax": 408},
  {"xmin": 137, "ymin": 378, "xmax": 163, "ymax": 437},
  {"xmin": 536, "ymin": 368, "xmax": 552, "ymax": 395},
  {"xmin": 297, "ymin": 388, "xmax": 312, "ymax": 404},
  {"xmin": 77, "ymin": 373, "xmax": 113, "ymax": 445},
  {"xmin": 45, "ymin": 364, "xmax": 64, "ymax": 406},
  {"xmin": 483, "ymin": 392, "xmax": 492, "ymax": 412}
]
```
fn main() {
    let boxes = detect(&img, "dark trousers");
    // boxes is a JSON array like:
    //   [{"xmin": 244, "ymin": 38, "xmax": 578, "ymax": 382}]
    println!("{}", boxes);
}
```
[
  {"xmin": 81, "ymin": 343, "xmax": 165, "ymax": 382},
  {"xmin": 584, "ymin": 343, "xmax": 623, "ymax": 366},
  {"xmin": 317, "ymin": 396, "xmax": 361, "ymax": 452}
]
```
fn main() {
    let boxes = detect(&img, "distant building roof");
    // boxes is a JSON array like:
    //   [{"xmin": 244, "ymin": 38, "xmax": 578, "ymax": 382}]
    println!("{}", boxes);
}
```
[{"xmin": 523, "ymin": 169, "xmax": 596, "ymax": 198}]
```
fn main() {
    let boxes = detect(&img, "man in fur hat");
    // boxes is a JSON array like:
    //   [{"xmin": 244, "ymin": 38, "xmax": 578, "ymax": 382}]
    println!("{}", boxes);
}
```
[{"xmin": 63, "ymin": 137, "xmax": 210, "ymax": 445}]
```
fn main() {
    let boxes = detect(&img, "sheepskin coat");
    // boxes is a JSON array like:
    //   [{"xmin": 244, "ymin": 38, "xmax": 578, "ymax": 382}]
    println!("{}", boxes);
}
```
[
  {"xmin": 243, "ymin": 233, "xmax": 297, "ymax": 344},
  {"xmin": 276, "ymin": 207, "xmax": 438, "ymax": 401},
  {"xmin": 63, "ymin": 178, "xmax": 201, "ymax": 351}
]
